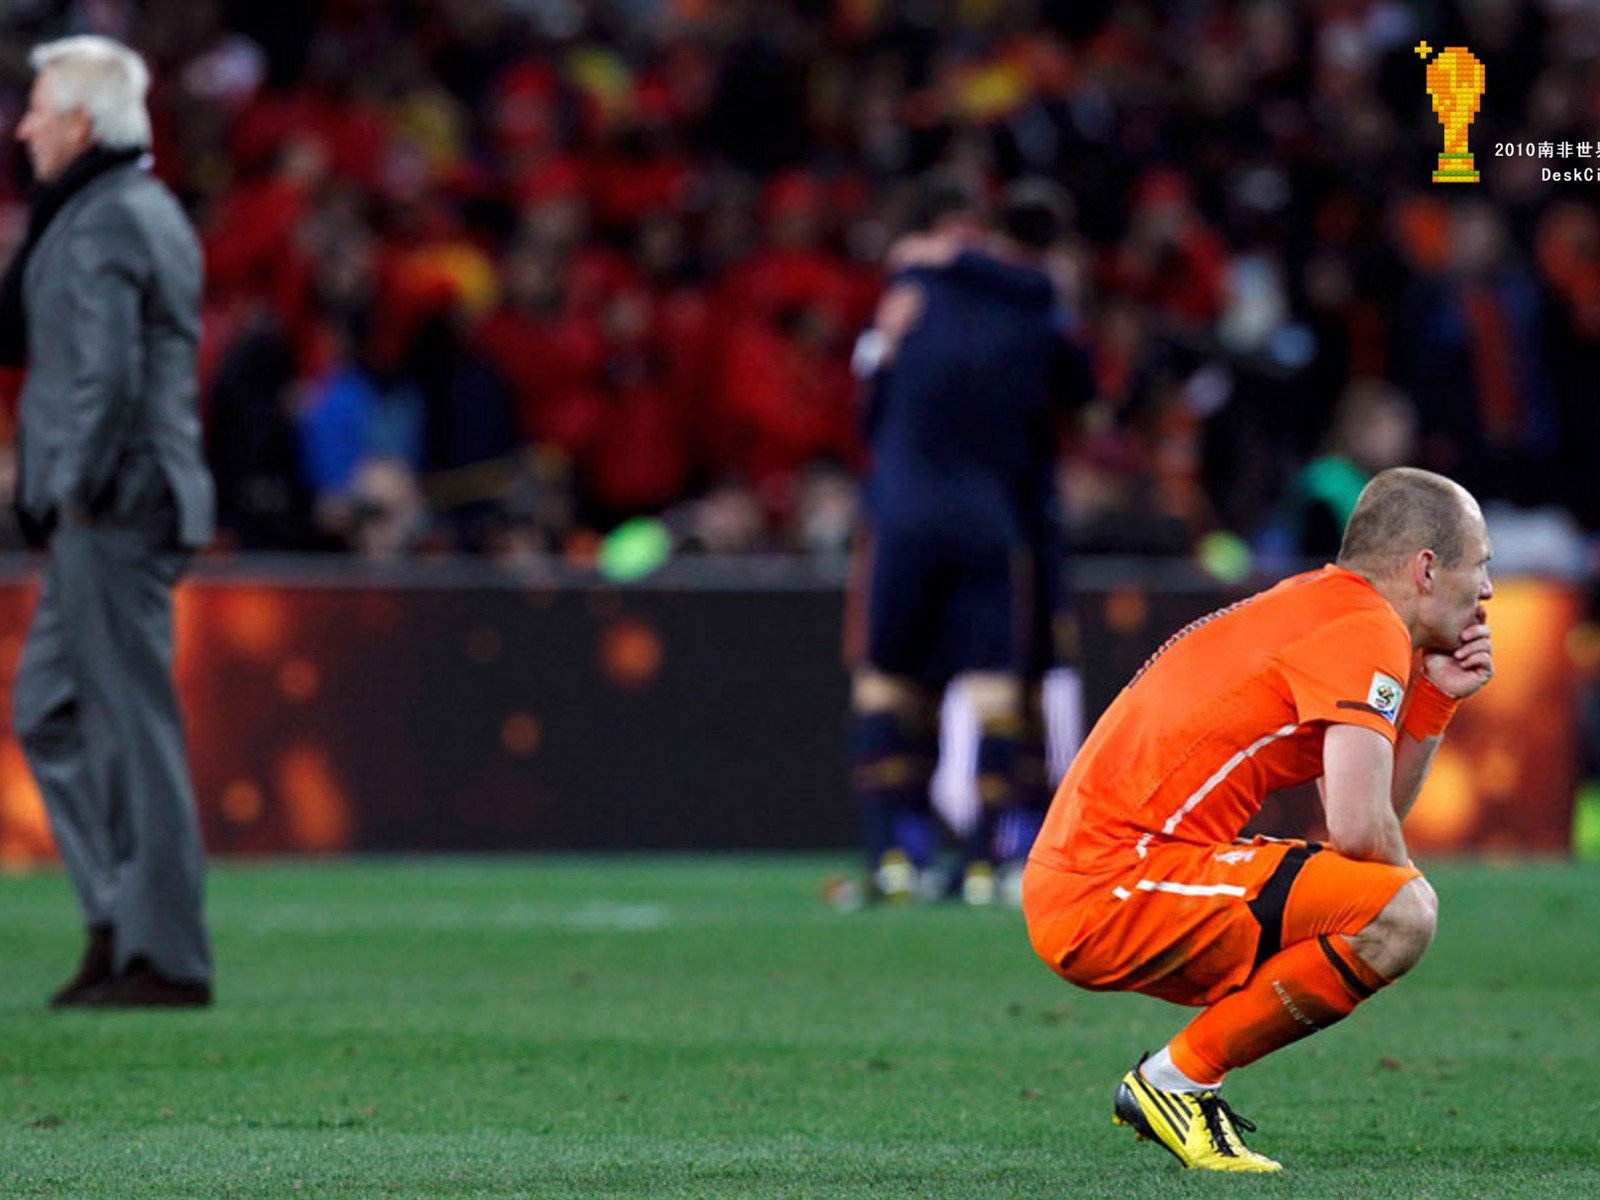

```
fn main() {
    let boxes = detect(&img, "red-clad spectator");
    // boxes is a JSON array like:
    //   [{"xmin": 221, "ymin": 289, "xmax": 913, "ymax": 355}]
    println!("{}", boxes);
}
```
[
  {"xmin": 632, "ymin": 210, "xmax": 718, "ymax": 460},
  {"xmin": 1100, "ymin": 167, "xmax": 1228, "ymax": 328},
  {"xmin": 565, "ymin": 242, "xmax": 643, "ymax": 317},
  {"xmin": 582, "ymin": 374, "xmax": 694, "ymax": 519},
  {"xmin": 512, "ymin": 166, "xmax": 642, "ymax": 317},
  {"xmin": 583, "ymin": 79, "xmax": 699, "ymax": 234},
  {"xmin": 362, "ymin": 113, "xmax": 504, "ymax": 376},
  {"xmin": 510, "ymin": 153, "xmax": 587, "ymax": 216},
  {"xmin": 474, "ymin": 241, "xmax": 607, "ymax": 460},
  {"xmin": 583, "ymin": 284, "xmax": 696, "ymax": 520},
  {"xmin": 489, "ymin": 61, "xmax": 567, "ymax": 177},
  {"xmin": 719, "ymin": 170, "xmax": 876, "ymax": 330},
  {"xmin": 714, "ymin": 302, "xmax": 860, "ymax": 526},
  {"xmin": 202, "ymin": 135, "xmax": 326, "ymax": 313}
]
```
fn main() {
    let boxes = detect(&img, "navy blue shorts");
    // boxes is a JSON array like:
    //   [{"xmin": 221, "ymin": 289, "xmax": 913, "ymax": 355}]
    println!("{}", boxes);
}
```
[{"xmin": 847, "ymin": 526, "xmax": 1035, "ymax": 684}]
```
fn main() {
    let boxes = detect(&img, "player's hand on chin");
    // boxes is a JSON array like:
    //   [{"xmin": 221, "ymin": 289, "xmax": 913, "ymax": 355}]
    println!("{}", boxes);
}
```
[{"xmin": 1423, "ymin": 615, "xmax": 1493, "ymax": 701}]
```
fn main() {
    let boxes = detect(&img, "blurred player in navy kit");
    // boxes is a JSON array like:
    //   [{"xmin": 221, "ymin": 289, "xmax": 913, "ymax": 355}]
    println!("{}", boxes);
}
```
[{"xmin": 844, "ymin": 177, "xmax": 1093, "ymax": 902}]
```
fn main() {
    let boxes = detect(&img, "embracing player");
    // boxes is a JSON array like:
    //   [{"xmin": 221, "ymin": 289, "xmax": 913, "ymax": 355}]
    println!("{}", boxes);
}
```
[{"xmin": 846, "ymin": 178, "xmax": 1091, "ymax": 902}]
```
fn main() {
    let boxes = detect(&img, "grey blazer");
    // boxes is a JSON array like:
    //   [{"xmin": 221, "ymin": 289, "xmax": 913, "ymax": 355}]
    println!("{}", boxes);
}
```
[{"xmin": 16, "ymin": 160, "xmax": 214, "ymax": 548}]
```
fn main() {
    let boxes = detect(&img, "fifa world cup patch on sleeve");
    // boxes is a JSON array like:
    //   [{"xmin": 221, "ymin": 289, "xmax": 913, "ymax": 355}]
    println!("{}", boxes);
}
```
[{"xmin": 1365, "ymin": 671, "xmax": 1404, "ymax": 723}]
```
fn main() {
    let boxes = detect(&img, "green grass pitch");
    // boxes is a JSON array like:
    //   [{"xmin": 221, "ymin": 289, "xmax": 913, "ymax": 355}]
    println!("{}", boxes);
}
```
[{"xmin": 2, "ymin": 856, "xmax": 1598, "ymax": 1198}]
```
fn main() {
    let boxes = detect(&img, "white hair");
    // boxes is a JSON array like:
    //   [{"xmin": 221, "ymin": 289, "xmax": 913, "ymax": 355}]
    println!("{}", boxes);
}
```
[{"xmin": 30, "ymin": 35, "xmax": 151, "ymax": 150}]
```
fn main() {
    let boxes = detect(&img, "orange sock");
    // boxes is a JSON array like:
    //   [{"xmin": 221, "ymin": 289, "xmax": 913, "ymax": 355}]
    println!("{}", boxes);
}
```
[{"xmin": 1168, "ymin": 935, "xmax": 1390, "ymax": 1083}]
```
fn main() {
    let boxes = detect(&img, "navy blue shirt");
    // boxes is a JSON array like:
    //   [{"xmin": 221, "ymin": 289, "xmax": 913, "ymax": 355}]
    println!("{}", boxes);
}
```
[{"xmin": 863, "ymin": 250, "xmax": 1088, "ymax": 546}]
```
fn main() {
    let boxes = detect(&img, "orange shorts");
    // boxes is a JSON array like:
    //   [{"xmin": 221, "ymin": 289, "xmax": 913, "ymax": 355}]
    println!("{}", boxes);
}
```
[{"xmin": 1022, "ymin": 836, "xmax": 1421, "ymax": 1007}]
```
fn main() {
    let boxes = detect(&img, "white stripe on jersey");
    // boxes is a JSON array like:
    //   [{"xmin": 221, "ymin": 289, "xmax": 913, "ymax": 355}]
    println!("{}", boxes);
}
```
[
  {"xmin": 1135, "ymin": 879, "xmax": 1248, "ymax": 898},
  {"xmin": 1159, "ymin": 723, "xmax": 1300, "ymax": 837}
]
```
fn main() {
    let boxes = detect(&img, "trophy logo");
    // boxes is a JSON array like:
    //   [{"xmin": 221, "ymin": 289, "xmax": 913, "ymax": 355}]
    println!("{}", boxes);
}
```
[{"xmin": 1418, "ymin": 42, "xmax": 1486, "ymax": 183}]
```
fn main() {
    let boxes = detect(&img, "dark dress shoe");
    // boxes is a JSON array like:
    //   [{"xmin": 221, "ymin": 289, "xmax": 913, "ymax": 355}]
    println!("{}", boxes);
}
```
[
  {"xmin": 49, "ymin": 925, "xmax": 115, "ymax": 1008},
  {"xmin": 74, "ymin": 958, "xmax": 213, "ymax": 1009}
]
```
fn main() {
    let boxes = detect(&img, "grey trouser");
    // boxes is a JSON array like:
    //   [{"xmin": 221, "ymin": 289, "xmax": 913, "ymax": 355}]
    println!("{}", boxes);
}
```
[{"xmin": 12, "ymin": 510, "xmax": 211, "ymax": 984}]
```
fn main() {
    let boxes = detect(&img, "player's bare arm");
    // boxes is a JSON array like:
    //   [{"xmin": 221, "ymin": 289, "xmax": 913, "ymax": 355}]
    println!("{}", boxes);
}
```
[
  {"xmin": 872, "ymin": 283, "xmax": 924, "ymax": 365},
  {"xmin": 1390, "ymin": 732, "xmax": 1440, "ymax": 823},
  {"xmin": 1322, "ymin": 723, "xmax": 1408, "ymax": 866}
]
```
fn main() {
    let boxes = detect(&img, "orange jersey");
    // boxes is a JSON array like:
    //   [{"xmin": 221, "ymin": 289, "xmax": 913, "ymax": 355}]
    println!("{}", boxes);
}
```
[{"xmin": 1031, "ymin": 565, "xmax": 1413, "ymax": 875}]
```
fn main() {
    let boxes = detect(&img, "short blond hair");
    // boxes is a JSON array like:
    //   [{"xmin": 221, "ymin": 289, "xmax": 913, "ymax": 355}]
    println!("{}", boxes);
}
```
[
  {"xmin": 30, "ymin": 35, "xmax": 151, "ymax": 150},
  {"xmin": 1337, "ymin": 466, "xmax": 1475, "ymax": 575}
]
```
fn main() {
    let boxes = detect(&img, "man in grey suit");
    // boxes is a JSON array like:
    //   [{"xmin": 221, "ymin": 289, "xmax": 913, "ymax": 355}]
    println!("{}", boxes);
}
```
[{"xmin": 1, "ymin": 35, "xmax": 214, "ymax": 1007}]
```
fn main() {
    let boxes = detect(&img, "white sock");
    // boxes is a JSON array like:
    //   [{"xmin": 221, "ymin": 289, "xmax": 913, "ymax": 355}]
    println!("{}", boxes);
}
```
[{"xmin": 1138, "ymin": 1046, "xmax": 1221, "ymax": 1093}]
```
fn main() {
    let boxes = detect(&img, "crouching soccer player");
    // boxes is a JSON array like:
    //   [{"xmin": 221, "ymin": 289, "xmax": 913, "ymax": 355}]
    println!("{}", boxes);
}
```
[{"xmin": 1022, "ymin": 467, "xmax": 1494, "ymax": 1171}]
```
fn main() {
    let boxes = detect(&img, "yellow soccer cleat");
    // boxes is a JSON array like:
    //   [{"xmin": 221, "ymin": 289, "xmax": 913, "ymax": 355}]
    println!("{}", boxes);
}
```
[
  {"xmin": 1112, "ymin": 1062, "xmax": 1283, "ymax": 1173},
  {"xmin": 872, "ymin": 849, "xmax": 917, "ymax": 903},
  {"xmin": 960, "ymin": 860, "xmax": 996, "ymax": 907}
]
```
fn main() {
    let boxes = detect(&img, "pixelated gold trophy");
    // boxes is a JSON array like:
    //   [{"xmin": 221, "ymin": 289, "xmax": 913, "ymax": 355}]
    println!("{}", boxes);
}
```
[{"xmin": 1419, "ymin": 42, "xmax": 1485, "ymax": 183}]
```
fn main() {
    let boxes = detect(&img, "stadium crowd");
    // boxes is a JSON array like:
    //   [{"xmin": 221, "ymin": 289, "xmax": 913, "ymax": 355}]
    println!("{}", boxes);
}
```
[{"xmin": 0, "ymin": 0, "xmax": 1597, "ymax": 571}]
